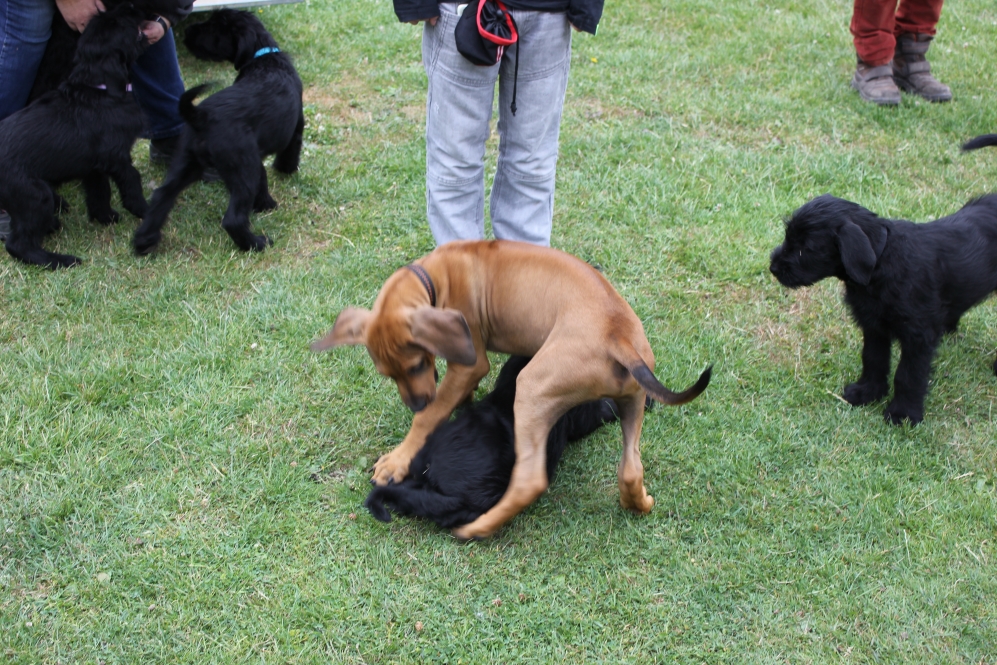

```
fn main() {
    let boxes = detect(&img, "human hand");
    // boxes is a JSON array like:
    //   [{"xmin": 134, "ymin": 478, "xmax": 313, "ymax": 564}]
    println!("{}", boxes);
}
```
[
  {"xmin": 55, "ymin": 0, "xmax": 106, "ymax": 33},
  {"xmin": 408, "ymin": 16, "xmax": 439, "ymax": 26},
  {"xmin": 140, "ymin": 17, "xmax": 169, "ymax": 44}
]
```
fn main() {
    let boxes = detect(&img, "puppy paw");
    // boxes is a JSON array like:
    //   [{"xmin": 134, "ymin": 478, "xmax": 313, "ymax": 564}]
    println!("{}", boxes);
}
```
[
  {"xmin": 371, "ymin": 453, "xmax": 411, "ymax": 486},
  {"xmin": 884, "ymin": 401, "xmax": 923, "ymax": 426},
  {"xmin": 42, "ymin": 217, "xmax": 62, "ymax": 236},
  {"xmin": 46, "ymin": 252, "xmax": 82, "ymax": 270},
  {"xmin": 253, "ymin": 196, "xmax": 278, "ymax": 213},
  {"xmin": 619, "ymin": 484, "xmax": 654, "ymax": 514},
  {"xmin": 843, "ymin": 381, "xmax": 889, "ymax": 406},
  {"xmin": 133, "ymin": 230, "xmax": 162, "ymax": 256},
  {"xmin": 247, "ymin": 234, "xmax": 272, "ymax": 252},
  {"xmin": 451, "ymin": 522, "xmax": 490, "ymax": 541}
]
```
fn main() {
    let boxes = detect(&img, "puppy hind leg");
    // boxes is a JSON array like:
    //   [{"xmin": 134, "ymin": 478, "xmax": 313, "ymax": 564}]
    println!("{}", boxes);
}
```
[
  {"xmin": 4, "ymin": 181, "xmax": 81, "ymax": 269},
  {"xmin": 617, "ymin": 390, "xmax": 654, "ymax": 514},
  {"xmin": 272, "ymin": 111, "xmax": 304, "ymax": 175},
  {"xmin": 82, "ymin": 172, "xmax": 119, "ymax": 225},
  {"xmin": 217, "ymin": 150, "xmax": 271, "ymax": 251},
  {"xmin": 843, "ymin": 329, "xmax": 891, "ymax": 405},
  {"xmin": 133, "ymin": 159, "xmax": 203, "ymax": 255},
  {"xmin": 252, "ymin": 162, "xmax": 277, "ymax": 212},
  {"xmin": 885, "ymin": 335, "xmax": 938, "ymax": 425}
]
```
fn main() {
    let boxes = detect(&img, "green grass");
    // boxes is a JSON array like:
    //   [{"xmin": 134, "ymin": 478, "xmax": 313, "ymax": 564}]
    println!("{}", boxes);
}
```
[{"xmin": 2, "ymin": 0, "xmax": 997, "ymax": 662}]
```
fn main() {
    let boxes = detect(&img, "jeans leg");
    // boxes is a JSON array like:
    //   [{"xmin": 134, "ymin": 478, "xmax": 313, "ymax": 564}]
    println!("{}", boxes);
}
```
[
  {"xmin": 130, "ymin": 29, "xmax": 185, "ymax": 140},
  {"xmin": 423, "ymin": 3, "xmax": 498, "ymax": 245},
  {"xmin": 490, "ymin": 11, "xmax": 571, "ymax": 247},
  {"xmin": 0, "ymin": 0, "xmax": 55, "ymax": 120}
]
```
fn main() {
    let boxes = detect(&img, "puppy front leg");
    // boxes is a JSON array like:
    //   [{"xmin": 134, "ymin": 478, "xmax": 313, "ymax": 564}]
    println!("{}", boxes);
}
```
[
  {"xmin": 372, "ymin": 359, "xmax": 489, "ymax": 485},
  {"xmin": 82, "ymin": 172, "xmax": 119, "ymax": 225},
  {"xmin": 843, "ymin": 329, "xmax": 891, "ymax": 405},
  {"xmin": 108, "ymin": 162, "xmax": 148, "ymax": 219},
  {"xmin": 885, "ymin": 336, "xmax": 937, "ymax": 425}
]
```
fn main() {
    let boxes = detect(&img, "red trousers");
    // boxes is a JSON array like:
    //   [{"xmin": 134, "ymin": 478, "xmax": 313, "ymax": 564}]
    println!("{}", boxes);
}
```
[{"xmin": 851, "ymin": 0, "xmax": 945, "ymax": 66}]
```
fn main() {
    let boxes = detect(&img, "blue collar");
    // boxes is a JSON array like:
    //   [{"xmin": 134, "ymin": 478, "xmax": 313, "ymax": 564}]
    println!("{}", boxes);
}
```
[{"xmin": 254, "ymin": 46, "xmax": 280, "ymax": 58}]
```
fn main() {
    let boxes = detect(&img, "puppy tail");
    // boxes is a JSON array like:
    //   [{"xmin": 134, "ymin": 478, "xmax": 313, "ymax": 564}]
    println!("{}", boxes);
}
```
[
  {"xmin": 179, "ymin": 82, "xmax": 218, "ymax": 132},
  {"xmin": 962, "ymin": 134, "xmax": 997, "ymax": 152},
  {"xmin": 616, "ymin": 343, "xmax": 712, "ymax": 406}
]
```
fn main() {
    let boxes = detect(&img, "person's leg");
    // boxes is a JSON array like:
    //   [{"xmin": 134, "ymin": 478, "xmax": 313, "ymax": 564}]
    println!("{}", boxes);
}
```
[
  {"xmin": 0, "ymin": 0, "xmax": 55, "ymax": 120},
  {"xmin": 894, "ymin": 0, "xmax": 943, "ymax": 36},
  {"xmin": 423, "ymin": 3, "xmax": 499, "ymax": 245},
  {"xmin": 851, "ymin": 0, "xmax": 898, "ymax": 65},
  {"xmin": 849, "ymin": 0, "xmax": 901, "ymax": 105},
  {"xmin": 893, "ymin": 0, "xmax": 949, "ymax": 101},
  {"xmin": 490, "ymin": 10, "xmax": 571, "ymax": 246},
  {"xmin": 130, "ymin": 29, "xmax": 186, "ymax": 160}
]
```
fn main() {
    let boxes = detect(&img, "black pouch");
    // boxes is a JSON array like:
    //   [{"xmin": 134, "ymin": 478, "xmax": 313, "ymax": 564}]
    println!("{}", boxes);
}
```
[
  {"xmin": 454, "ymin": 0, "xmax": 521, "ymax": 113},
  {"xmin": 454, "ymin": 0, "xmax": 516, "ymax": 65}
]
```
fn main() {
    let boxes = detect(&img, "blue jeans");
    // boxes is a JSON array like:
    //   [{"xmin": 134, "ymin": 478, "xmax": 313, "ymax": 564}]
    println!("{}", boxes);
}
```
[
  {"xmin": 0, "ymin": 0, "xmax": 185, "ymax": 139},
  {"xmin": 422, "ymin": 3, "xmax": 572, "ymax": 246},
  {"xmin": 0, "ymin": 0, "xmax": 53, "ymax": 119}
]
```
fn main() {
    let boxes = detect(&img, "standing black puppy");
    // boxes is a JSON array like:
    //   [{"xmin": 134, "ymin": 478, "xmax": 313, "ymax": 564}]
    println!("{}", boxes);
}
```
[
  {"xmin": 133, "ymin": 10, "xmax": 304, "ymax": 255},
  {"xmin": 0, "ymin": 4, "xmax": 149, "ymax": 269},
  {"xmin": 769, "ymin": 194, "xmax": 997, "ymax": 425},
  {"xmin": 364, "ymin": 356, "xmax": 623, "ymax": 529}
]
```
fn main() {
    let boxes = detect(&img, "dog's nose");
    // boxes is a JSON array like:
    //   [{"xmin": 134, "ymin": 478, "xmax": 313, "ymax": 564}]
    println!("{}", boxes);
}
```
[{"xmin": 406, "ymin": 396, "xmax": 429, "ymax": 412}]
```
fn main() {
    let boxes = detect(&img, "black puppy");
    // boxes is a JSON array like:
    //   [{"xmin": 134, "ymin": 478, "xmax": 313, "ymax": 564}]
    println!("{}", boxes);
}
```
[
  {"xmin": 28, "ymin": 0, "xmax": 193, "ymax": 102},
  {"xmin": 0, "ymin": 4, "xmax": 149, "ymax": 269},
  {"xmin": 770, "ymin": 193, "xmax": 997, "ymax": 425},
  {"xmin": 133, "ymin": 10, "xmax": 304, "ymax": 255},
  {"xmin": 365, "ymin": 356, "xmax": 622, "ymax": 529}
]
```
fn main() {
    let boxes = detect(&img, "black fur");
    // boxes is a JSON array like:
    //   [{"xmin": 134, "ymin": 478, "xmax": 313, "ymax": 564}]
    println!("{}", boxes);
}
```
[
  {"xmin": 962, "ymin": 134, "xmax": 997, "ymax": 152},
  {"xmin": 364, "ymin": 356, "xmax": 622, "ymax": 529},
  {"xmin": 132, "ymin": 10, "xmax": 304, "ymax": 255},
  {"xmin": 770, "ymin": 193, "xmax": 997, "ymax": 425},
  {"xmin": 0, "ymin": 4, "xmax": 150, "ymax": 269},
  {"xmin": 28, "ymin": 0, "xmax": 193, "ymax": 102}
]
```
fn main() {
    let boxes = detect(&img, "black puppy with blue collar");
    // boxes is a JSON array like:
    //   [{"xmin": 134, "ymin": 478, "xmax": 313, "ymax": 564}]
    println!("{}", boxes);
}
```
[{"xmin": 133, "ymin": 9, "xmax": 304, "ymax": 255}]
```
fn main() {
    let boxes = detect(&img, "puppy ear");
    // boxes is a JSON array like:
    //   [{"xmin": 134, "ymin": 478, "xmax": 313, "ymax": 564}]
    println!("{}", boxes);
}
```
[
  {"xmin": 310, "ymin": 307, "xmax": 371, "ymax": 352},
  {"xmin": 409, "ymin": 307, "xmax": 477, "ymax": 366},
  {"xmin": 837, "ymin": 220, "xmax": 878, "ymax": 285}
]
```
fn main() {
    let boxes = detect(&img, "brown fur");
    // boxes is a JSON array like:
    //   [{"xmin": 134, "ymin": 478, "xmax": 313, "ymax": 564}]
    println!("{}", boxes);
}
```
[{"xmin": 312, "ymin": 240, "xmax": 711, "ymax": 539}]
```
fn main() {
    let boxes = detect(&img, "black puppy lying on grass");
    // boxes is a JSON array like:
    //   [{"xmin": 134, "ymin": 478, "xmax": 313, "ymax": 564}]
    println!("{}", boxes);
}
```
[
  {"xmin": 770, "ymin": 193, "xmax": 997, "ymax": 425},
  {"xmin": 0, "ymin": 4, "xmax": 150, "ymax": 269},
  {"xmin": 133, "ymin": 9, "xmax": 304, "ymax": 255},
  {"xmin": 365, "ymin": 355, "xmax": 624, "ymax": 530}
]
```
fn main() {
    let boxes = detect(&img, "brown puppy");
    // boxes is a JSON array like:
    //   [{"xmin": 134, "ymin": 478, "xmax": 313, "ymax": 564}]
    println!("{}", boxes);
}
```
[{"xmin": 312, "ymin": 240, "xmax": 711, "ymax": 539}]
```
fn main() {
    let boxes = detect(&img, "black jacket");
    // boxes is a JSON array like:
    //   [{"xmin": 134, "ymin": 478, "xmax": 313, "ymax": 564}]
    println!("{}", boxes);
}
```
[{"xmin": 392, "ymin": 0, "xmax": 604, "ymax": 35}]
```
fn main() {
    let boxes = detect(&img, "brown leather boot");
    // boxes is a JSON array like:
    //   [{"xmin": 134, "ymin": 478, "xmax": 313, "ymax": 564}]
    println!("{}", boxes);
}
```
[
  {"xmin": 851, "ymin": 59, "xmax": 901, "ymax": 106},
  {"xmin": 893, "ymin": 33, "xmax": 952, "ymax": 102}
]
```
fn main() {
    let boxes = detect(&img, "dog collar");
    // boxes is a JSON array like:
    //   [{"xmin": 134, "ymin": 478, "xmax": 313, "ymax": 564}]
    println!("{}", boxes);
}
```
[
  {"xmin": 92, "ymin": 83, "xmax": 133, "ymax": 92},
  {"xmin": 405, "ymin": 264, "xmax": 437, "ymax": 307},
  {"xmin": 254, "ymin": 46, "xmax": 280, "ymax": 58}
]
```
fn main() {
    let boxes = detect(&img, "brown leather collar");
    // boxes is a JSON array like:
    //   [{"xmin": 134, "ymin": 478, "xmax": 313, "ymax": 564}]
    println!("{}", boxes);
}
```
[{"xmin": 405, "ymin": 263, "xmax": 436, "ymax": 307}]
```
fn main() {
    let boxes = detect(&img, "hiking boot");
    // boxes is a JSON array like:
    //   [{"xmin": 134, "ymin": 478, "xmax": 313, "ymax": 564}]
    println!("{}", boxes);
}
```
[
  {"xmin": 0, "ymin": 210, "xmax": 10, "ymax": 242},
  {"xmin": 893, "ymin": 33, "xmax": 951, "ymax": 102},
  {"xmin": 851, "ymin": 59, "xmax": 901, "ymax": 106}
]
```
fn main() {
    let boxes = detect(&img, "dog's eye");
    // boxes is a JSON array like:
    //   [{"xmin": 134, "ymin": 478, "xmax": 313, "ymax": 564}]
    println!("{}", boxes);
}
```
[{"xmin": 407, "ymin": 359, "xmax": 427, "ymax": 376}]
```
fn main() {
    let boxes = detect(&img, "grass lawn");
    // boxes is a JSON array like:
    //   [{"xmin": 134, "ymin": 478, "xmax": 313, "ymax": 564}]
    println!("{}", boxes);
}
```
[{"xmin": 2, "ymin": 0, "xmax": 996, "ymax": 661}]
